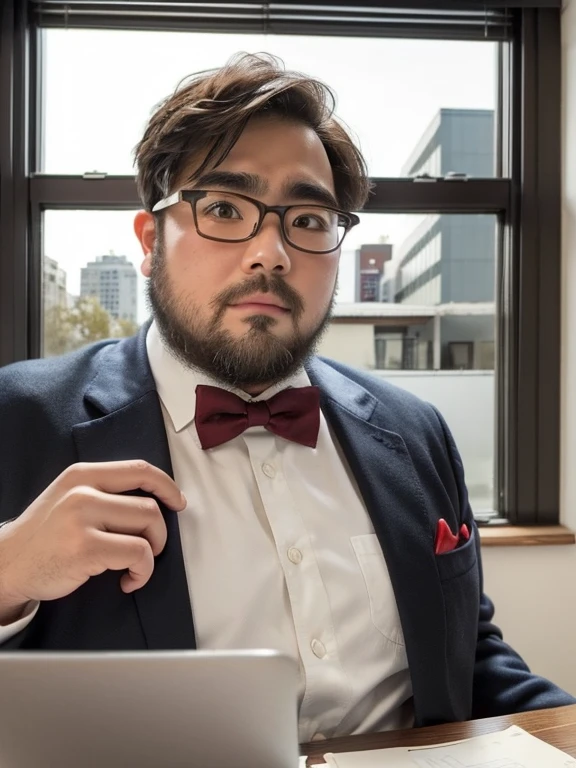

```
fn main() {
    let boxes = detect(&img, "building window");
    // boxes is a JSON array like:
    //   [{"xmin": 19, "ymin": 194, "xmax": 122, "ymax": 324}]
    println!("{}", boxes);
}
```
[{"xmin": 448, "ymin": 342, "xmax": 474, "ymax": 370}]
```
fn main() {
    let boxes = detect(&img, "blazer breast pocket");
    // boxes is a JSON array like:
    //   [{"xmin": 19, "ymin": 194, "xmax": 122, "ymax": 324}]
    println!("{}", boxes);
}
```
[
  {"xmin": 434, "ymin": 524, "xmax": 480, "ymax": 701},
  {"xmin": 434, "ymin": 524, "xmax": 478, "ymax": 582},
  {"xmin": 351, "ymin": 533, "xmax": 405, "ymax": 647}
]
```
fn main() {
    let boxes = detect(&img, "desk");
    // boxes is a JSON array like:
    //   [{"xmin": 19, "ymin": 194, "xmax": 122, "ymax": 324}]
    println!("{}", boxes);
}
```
[{"xmin": 302, "ymin": 704, "xmax": 576, "ymax": 765}]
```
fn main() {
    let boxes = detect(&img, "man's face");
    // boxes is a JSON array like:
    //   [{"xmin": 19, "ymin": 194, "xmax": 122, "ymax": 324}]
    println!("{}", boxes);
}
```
[{"xmin": 135, "ymin": 116, "xmax": 341, "ymax": 391}]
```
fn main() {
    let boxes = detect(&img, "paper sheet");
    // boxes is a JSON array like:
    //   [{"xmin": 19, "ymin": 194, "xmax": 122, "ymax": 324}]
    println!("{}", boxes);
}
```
[{"xmin": 324, "ymin": 725, "xmax": 576, "ymax": 767}]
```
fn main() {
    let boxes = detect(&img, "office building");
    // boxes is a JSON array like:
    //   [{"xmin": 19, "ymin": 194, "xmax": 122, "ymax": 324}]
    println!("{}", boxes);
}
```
[
  {"xmin": 354, "ymin": 243, "xmax": 392, "ymax": 302},
  {"xmin": 395, "ymin": 108, "xmax": 495, "ymax": 305},
  {"xmin": 384, "ymin": 108, "xmax": 496, "ymax": 369},
  {"xmin": 43, "ymin": 256, "xmax": 68, "ymax": 311},
  {"xmin": 80, "ymin": 253, "xmax": 138, "ymax": 323}
]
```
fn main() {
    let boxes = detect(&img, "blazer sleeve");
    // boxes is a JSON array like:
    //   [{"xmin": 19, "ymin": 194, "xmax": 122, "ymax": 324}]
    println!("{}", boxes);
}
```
[{"xmin": 433, "ymin": 407, "xmax": 576, "ymax": 716}]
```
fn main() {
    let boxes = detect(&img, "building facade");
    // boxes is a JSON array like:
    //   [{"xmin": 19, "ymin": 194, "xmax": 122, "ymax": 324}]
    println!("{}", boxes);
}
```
[
  {"xmin": 354, "ymin": 242, "xmax": 392, "ymax": 301},
  {"xmin": 43, "ymin": 256, "xmax": 68, "ymax": 311},
  {"xmin": 381, "ymin": 108, "xmax": 496, "ymax": 369},
  {"xmin": 80, "ymin": 253, "xmax": 138, "ymax": 323}
]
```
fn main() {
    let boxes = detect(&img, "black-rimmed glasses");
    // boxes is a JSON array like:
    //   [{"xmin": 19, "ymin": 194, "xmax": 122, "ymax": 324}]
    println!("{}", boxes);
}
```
[{"xmin": 152, "ymin": 189, "xmax": 360, "ymax": 254}]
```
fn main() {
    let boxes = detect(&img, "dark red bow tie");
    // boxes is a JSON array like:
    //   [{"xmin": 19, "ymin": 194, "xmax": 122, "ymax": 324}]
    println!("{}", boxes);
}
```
[{"xmin": 194, "ymin": 384, "xmax": 320, "ymax": 450}]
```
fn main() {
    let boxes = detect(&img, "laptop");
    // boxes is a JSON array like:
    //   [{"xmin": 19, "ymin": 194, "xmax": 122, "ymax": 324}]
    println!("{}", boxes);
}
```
[{"xmin": 0, "ymin": 648, "xmax": 299, "ymax": 768}]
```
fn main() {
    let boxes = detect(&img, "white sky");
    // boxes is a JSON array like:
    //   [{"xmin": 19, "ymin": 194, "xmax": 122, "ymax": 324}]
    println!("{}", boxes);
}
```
[{"xmin": 42, "ymin": 29, "xmax": 497, "ymax": 322}]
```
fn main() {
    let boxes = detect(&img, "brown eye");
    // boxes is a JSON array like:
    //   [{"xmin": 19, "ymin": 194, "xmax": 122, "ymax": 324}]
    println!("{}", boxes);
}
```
[
  {"xmin": 205, "ymin": 202, "xmax": 242, "ymax": 219},
  {"xmin": 293, "ymin": 214, "xmax": 326, "ymax": 230}
]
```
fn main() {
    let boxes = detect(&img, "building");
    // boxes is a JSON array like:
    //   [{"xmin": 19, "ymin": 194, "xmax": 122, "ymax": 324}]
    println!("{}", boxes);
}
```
[
  {"xmin": 80, "ymin": 253, "xmax": 138, "ymax": 323},
  {"xmin": 321, "ymin": 301, "xmax": 495, "ymax": 371},
  {"xmin": 401, "ymin": 107, "xmax": 495, "ymax": 180},
  {"xmin": 43, "ymin": 256, "xmax": 68, "ymax": 311},
  {"xmin": 354, "ymin": 242, "xmax": 392, "ymax": 302},
  {"xmin": 384, "ymin": 108, "xmax": 496, "ymax": 369}
]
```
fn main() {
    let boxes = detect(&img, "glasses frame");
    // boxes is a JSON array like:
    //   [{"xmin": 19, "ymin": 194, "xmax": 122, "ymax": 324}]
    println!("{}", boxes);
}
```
[{"xmin": 152, "ymin": 188, "xmax": 360, "ymax": 254}]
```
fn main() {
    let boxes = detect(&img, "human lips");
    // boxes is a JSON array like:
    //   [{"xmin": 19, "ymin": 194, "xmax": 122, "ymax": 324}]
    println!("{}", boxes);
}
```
[{"xmin": 229, "ymin": 294, "xmax": 290, "ymax": 313}]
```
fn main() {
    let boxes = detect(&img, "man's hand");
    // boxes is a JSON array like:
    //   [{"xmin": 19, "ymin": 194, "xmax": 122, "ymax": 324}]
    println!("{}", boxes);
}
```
[{"xmin": 0, "ymin": 461, "xmax": 186, "ymax": 624}]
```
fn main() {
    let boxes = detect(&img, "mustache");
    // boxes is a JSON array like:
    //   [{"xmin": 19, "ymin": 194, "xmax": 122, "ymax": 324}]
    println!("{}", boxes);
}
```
[{"xmin": 210, "ymin": 273, "xmax": 305, "ymax": 319}]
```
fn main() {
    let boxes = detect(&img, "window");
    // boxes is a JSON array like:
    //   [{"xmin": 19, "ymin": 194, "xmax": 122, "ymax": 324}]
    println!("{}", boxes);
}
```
[
  {"xmin": 0, "ymin": 1, "xmax": 562, "ymax": 525},
  {"xmin": 448, "ymin": 342, "xmax": 475, "ymax": 370},
  {"xmin": 41, "ymin": 29, "xmax": 498, "ymax": 179},
  {"xmin": 324, "ymin": 211, "xmax": 497, "ymax": 514},
  {"xmin": 42, "ymin": 211, "xmax": 141, "ymax": 357}
]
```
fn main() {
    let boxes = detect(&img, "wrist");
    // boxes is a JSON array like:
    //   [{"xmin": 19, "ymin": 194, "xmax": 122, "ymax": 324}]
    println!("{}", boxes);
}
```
[
  {"xmin": 0, "ymin": 518, "xmax": 31, "ymax": 623},
  {"xmin": 0, "ymin": 574, "xmax": 30, "ymax": 624}
]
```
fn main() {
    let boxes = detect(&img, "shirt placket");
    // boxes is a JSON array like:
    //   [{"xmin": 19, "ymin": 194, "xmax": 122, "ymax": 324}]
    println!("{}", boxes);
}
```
[{"xmin": 243, "ymin": 433, "xmax": 351, "ymax": 741}]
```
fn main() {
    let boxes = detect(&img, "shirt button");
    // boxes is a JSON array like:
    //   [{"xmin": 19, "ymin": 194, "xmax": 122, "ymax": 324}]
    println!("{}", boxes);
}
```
[
  {"xmin": 287, "ymin": 547, "xmax": 303, "ymax": 564},
  {"xmin": 262, "ymin": 463, "xmax": 276, "ymax": 478},
  {"xmin": 311, "ymin": 639, "xmax": 326, "ymax": 659}
]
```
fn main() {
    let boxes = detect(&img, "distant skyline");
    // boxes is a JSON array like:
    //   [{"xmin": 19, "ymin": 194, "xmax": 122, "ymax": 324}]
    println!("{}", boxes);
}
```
[{"xmin": 41, "ymin": 27, "xmax": 497, "ymax": 322}]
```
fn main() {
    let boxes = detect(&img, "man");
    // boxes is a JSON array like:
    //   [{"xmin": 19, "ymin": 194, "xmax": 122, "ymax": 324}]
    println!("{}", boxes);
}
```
[{"xmin": 0, "ymin": 53, "xmax": 572, "ymax": 740}]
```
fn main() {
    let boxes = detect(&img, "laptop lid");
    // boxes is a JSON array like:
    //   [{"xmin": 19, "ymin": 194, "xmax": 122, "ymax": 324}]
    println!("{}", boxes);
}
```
[{"xmin": 0, "ymin": 649, "xmax": 299, "ymax": 768}]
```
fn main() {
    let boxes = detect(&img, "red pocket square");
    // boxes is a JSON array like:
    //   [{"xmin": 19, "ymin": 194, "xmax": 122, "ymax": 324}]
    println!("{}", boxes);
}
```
[{"xmin": 434, "ymin": 518, "xmax": 470, "ymax": 555}]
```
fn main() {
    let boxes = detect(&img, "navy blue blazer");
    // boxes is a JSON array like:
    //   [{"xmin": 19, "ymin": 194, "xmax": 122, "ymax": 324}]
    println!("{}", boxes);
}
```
[{"xmin": 0, "ymin": 326, "xmax": 573, "ymax": 727}]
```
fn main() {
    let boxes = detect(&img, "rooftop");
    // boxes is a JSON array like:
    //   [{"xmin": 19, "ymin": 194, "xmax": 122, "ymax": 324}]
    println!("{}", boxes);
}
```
[{"xmin": 332, "ymin": 301, "xmax": 495, "ymax": 320}]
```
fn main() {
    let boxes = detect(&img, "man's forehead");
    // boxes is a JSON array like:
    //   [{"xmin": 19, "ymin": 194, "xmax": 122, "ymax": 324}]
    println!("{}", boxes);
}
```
[{"xmin": 176, "ymin": 117, "xmax": 335, "ymax": 195}]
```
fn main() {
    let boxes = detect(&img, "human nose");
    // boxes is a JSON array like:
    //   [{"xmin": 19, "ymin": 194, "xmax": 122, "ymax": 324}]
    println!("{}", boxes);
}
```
[{"xmin": 239, "ymin": 212, "xmax": 291, "ymax": 275}]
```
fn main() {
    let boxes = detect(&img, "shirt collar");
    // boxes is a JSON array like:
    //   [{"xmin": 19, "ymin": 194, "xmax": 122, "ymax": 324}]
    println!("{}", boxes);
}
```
[{"xmin": 146, "ymin": 320, "xmax": 312, "ymax": 433}]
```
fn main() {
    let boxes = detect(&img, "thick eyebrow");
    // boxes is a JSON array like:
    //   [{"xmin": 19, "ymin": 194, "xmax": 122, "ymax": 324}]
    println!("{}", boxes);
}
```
[
  {"xmin": 187, "ymin": 170, "xmax": 339, "ymax": 209},
  {"xmin": 281, "ymin": 180, "xmax": 340, "ymax": 209},
  {"xmin": 189, "ymin": 171, "xmax": 268, "ymax": 197}
]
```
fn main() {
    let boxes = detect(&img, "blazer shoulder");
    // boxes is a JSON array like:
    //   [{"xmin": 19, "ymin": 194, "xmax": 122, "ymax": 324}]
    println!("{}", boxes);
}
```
[
  {"xmin": 0, "ymin": 339, "xmax": 119, "ymax": 405},
  {"xmin": 316, "ymin": 356, "xmax": 439, "ymax": 418}
]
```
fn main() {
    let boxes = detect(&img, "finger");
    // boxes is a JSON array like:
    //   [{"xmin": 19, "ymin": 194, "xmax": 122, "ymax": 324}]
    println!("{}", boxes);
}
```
[
  {"xmin": 59, "ymin": 461, "xmax": 186, "ymax": 511},
  {"xmin": 89, "ymin": 530, "xmax": 155, "ymax": 592},
  {"xmin": 62, "ymin": 487, "xmax": 168, "ymax": 557}
]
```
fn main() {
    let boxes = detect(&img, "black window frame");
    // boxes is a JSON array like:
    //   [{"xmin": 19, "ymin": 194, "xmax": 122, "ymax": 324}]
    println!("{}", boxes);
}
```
[{"xmin": 0, "ymin": 0, "xmax": 562, "ymax": 525}]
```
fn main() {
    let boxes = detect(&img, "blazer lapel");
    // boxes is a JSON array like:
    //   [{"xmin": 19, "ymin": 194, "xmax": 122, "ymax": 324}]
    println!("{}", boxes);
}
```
[
  {"xmin": 307, "ymin": 358, "xmax": 454, "ymax": 725},
  {"xmin": 72, "ymin": 330, "xmax": 196, "ymax": 651}
]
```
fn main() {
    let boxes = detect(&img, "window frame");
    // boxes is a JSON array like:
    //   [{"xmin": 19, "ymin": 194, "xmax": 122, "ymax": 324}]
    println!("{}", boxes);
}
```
[{"xmin": 0, "ymin": 1, "xmax": 561, "ymax": 525}]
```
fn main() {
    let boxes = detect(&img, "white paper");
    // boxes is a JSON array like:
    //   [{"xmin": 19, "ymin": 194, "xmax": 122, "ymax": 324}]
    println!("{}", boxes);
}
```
[
  {"xmin": 324, "ymin": 745, "xmax": 415, "ymax": 767},
  {"xmin": 324, "ymin": 725, "xmax": 576, "ymax": 767}
]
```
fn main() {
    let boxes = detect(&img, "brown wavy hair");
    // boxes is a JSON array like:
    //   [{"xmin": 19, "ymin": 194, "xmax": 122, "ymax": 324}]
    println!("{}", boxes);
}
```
[{"xmin": 134, "ymin": 52, "xmax": 371, "ymax": 214}]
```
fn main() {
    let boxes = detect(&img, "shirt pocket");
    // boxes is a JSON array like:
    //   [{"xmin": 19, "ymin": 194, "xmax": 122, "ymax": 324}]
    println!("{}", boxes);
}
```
[{"xmin": 351, "ymin": 533, "xmax": 405, "ymax": 647}]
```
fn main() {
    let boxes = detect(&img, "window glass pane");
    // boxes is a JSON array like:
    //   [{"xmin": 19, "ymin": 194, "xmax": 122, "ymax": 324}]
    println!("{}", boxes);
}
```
[
  {"xmin": 42, "ymin": 209, "xmax": 496, "ymax": 514},
  {"xmin": 327, "ymin": 212, "xmax": 497, "ymax": 514},
  {"xmin": 42, "ymin": 29, "xmax": 499, "ymax": 178},
  {"xmin": 42, "ymin": 210, "xmax": 144, "ymax": 358}
]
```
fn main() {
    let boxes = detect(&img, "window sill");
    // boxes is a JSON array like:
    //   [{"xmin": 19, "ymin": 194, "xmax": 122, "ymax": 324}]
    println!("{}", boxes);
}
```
[{"xmin": 478, "ymin": 525, "xmax": 575, "ymax": 547}]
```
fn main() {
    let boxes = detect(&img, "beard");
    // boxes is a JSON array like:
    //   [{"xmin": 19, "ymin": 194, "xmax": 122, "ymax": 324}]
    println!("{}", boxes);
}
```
[{"xmin": 146, "ymin": 235, "xmax": 335, "ymax": 390}]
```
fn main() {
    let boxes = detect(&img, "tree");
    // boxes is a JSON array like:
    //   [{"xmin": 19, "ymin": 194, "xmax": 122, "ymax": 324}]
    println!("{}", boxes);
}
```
[
  {"xmin": 112, "ymin": 317, "xmax": 139, "ymax": 338},
  {"xmin": 44, "ymin": 296, "xmax": 137, "ymax": 357},
  {"xmin": 69, "ymin": 296, "xmax": 111, "ymax": 345},
  {"xmin": 44, "ymin": 303, "xmax": 73, "ymax": 357}
]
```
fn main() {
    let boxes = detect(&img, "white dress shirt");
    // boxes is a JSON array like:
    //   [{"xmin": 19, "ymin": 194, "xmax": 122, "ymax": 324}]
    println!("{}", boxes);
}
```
[
  {"xmin": 147, "ymin": 323, "xmax": 413, "ymax": 741},
  {"xmin": 0, "ymin": 322, "xmax": 413, "ymax": 741}
]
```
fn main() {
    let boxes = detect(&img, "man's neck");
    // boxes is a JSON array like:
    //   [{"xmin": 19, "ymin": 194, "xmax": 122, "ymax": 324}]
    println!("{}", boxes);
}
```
[{"xmin": 242, "ymin": 383, "xmax": 273, "ymax": 397}]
